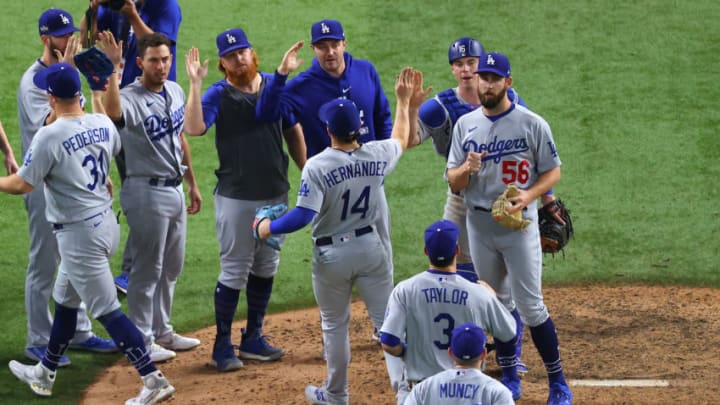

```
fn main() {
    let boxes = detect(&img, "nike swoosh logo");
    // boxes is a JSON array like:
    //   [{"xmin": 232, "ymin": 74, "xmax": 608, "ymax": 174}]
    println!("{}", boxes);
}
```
[
  {"xmin": 468, "ymin": 126, "xmax": 478, "ymax": 132},
  {"xmin": 342, "ymin": 87, "xmax": 351, "ymax": 94},
  {"xmin": 146, "ymin": 101, "xmax": 154, "ymax": 107}
]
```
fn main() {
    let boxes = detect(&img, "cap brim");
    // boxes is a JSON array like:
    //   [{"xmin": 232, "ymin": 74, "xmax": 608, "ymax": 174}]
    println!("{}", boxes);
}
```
[
  {"xmin": 476, "ymin": 68, "xmax": 508, "ymax": 77},
  {"xmin": 33, "ymin": 67, "xmax": 52, "ymax": 91},
  {"xmin": 218, "ymin": 43, "xmax": 250, "ymax": 57},
  {"xmin": 311, "ymin": 35, "xmax": 344, "ymax": 44},
  {"xmin": 47, "ymin": 26, "xmax": 80, "ymax": 37}
]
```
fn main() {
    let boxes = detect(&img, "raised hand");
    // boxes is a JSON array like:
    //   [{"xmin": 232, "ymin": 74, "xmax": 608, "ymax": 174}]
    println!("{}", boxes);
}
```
[
  {"xmin": 277, "ymin": 41, "xmax": 305, "ymax": 75},
  {"xmin": 57, "ymin": 35, "xmax": 82, "ymax": 66},
  {"xmin": 409, "ymin": 69, "xmax": 431, "ymax": 109},
  {"xmin": 96, "ymin": 30, "xmax": 123, "ymax": 66},
  {"xmin": 185, "ymin": 47, "xmax": 209, "ymax": 84}
]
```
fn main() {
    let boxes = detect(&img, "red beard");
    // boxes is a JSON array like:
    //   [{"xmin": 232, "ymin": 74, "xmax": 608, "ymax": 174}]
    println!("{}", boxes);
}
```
[{"xmin": 226, "ymin": 60, "xmax": 258, "ymax": 88}]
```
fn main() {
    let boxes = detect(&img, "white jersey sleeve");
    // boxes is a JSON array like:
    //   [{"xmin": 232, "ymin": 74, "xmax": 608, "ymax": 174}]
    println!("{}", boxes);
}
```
[{"xmin": 17, "ymin": 61, "xmax": 53, "ymax": 156}]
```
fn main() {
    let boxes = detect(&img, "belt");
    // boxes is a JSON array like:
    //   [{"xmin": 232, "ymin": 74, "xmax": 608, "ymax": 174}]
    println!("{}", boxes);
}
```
[
  {"xmin": 315, "ymin": 225, "xmax": 373, "ymax": 247},
  {"xmin": 474, "ymin": 205, "xmax": 527, "ymax": 212},
  {"xmin": 53, "ymin": 210, "xmax": 107, "ymax": 230},
  {"xmin": 149, "ymin": 177, "xmax": 183, "ymax": 187}
]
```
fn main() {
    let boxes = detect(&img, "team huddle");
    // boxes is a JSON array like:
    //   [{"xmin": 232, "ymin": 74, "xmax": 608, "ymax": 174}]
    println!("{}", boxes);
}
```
[{"xmin": 0, "ymin": 2, "xmax": 573, "ymax": 405}]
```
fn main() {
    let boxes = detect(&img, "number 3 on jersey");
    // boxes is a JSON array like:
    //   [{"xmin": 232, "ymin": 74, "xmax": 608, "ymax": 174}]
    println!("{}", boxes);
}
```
[
  {"xmin": 82, "ymin": 150, "xmax": 107, "ymax": 191},
  {"xmin": 502, "ymin": 159, "xmax": 530, "ymax": 185},
  {"xmin": 340, "ymin": 185, "xmax": 370, "ymax": 220}
]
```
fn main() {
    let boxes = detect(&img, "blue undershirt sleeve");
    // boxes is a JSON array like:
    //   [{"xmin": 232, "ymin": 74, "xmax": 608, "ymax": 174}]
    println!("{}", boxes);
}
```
[{"xmin": 269, "ymin": 206, "xmax": 316, "ymax": 234}]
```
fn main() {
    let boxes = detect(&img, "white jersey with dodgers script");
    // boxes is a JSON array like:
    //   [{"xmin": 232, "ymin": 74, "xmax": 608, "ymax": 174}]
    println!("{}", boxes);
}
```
[
  {"xmin": 404, "ymin": 367, "xmax": 515, "ymax": 405},
  {"xmin": 380, "ymin": 271, "xmax": 516, "ymax": 382},
  {"xmin": 447, "ymin": 104, "xmax": 561, "ymax": 210},
  {"xmin": 17, "ymin": 114, "xmax": 121, "ymax": 224},
  {"xmin": 119, "ymin": 79, "xmax": 186, "ymax": 178},
  {"xmin": 296, "ymin": 139, "xmax": 402, "ymax": 238}
]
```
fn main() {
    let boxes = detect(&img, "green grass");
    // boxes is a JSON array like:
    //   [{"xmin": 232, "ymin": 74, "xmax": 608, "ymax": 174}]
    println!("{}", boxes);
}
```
[{"xmin": 0, "ymin": 0, "xmax": 718, "ymax": 403}]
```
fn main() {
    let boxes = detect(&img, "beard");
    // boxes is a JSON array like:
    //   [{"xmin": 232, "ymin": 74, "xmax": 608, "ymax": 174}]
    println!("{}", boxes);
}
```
[
  {"xmin": 225, "ymin": 56, "xmax": 259, "ymax": 88},
  {"xmin": 480, "ymin": 87, "xmax": 507, "ymax": 110}
]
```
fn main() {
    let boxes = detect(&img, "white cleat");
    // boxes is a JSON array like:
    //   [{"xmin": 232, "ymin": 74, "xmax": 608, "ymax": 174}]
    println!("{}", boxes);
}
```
[
  {"xmin": 149, "ymin": 343, "xmax": 176, "ymax": 363},
  {"xmin": 156, "ymin": 333, "xmax": 200, "ymax": 351},
  {"xmin": 125, "ymin": 370, "xmax": 176, "ymax": 405},
  {"xmin": 8, "ymin": 361, "xmax": 55, "ymax": 397}
]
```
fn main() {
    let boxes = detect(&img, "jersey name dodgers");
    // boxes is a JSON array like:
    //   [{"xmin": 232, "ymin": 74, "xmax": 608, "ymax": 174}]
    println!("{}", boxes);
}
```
[
  {"xmin": 62, "ymin": 127, "xmax": 111, "ymax": 155},
  {"xmin": 422, "ymin": 287, "xmax": 469, "ymax": 305},
  {"xmin": 322, "ymin": 159, "xmax": 388, "ymax": 188},
  {"xmin": 439, "ymin": 382, "xmax": 480, "ymax": 399},
  {"xmin": 144, "ymin": 105, "xmax": 185, "ymax": 142}
]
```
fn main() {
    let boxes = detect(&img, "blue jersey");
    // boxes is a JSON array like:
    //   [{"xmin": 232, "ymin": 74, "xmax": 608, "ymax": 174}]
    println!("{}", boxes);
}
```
[
  {"xmin": 258, "ymin": 52, "xmax": 392, "ymax": 158},
  {"xmin": 97, "ymin": 0, "xmax": 182, "ymax": 88}
]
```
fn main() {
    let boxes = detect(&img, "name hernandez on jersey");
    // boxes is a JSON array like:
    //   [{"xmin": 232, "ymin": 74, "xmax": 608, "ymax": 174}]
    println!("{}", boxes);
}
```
[{"xmin": 321, "ymin": 160, "xmax": 389, "ymax": 188}]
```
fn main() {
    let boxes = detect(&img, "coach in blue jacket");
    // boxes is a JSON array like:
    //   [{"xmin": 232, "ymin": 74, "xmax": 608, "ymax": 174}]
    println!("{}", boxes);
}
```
[{"xmin": 258, "ymin": 19, "xmax": 393, "ymax": 158}]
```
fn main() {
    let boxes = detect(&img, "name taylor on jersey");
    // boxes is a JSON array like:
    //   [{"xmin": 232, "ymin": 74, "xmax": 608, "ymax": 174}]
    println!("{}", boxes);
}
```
[{"xmin": 422, "ymin": 287, "xmax": 469, "ymax": 305}]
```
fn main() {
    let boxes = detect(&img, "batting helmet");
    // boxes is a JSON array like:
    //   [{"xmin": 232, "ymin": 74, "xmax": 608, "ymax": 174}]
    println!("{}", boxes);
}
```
[{"xmin": 448, "ymin": 37, "xmax": 484, "ymax": 64}]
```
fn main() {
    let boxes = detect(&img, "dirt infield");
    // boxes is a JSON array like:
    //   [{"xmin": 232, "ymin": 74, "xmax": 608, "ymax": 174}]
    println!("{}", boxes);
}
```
[{"xmin": 81, "ymin": 286, "xmax": 720, "ymax": 404}]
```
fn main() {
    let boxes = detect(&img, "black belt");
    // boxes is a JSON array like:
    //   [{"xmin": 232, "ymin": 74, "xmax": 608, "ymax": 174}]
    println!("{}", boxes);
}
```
[
  {"xmin": 474, "ymin": 205, "xmax": 527, "ymax": 212},
  {"xmin": 53, "ymin": 210, "xmax": 107, "ymax": 230},
  {"xmin": 315, "ymin": 225, "xmax": 373, "ymax": 246},
  {"xmin": 149, "ymin": 177, "xmax": 183, "ymax": 187}
]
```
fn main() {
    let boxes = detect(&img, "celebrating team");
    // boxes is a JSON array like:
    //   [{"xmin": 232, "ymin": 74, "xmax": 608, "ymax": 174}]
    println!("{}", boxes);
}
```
[{"xmin": 1, "ymin": 4, "xmax": 572, "ymax": 405}]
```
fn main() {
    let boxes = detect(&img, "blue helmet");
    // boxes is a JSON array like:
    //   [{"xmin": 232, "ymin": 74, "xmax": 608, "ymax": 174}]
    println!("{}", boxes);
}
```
[{"xmin": 448, "ymin": 37, "xmax": 484, "ymax": 64}]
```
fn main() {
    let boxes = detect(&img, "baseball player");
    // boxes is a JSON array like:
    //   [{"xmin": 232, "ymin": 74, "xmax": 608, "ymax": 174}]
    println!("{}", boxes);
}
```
[
  {"xmin": 414, "ymin": 37, "xmax": 530, "ymax": 374},
  {"xmin": 379, "ymin": 219, "xmax": 518, "ymax": 405},
  {"xmin": 100, "ymin": 31, "xmax": 203, "ymax": 362},
  {"xmin": 258, "ymin": 19, "xmax": 397, "ymax": 342},
  {"xmin": 2, "ymin": 62, "xmax": 174, "ymax": 405},
  {"xmin": 16, "ymin": 8, "xmax": 116, "ymax": 367},
  {"xmin": 403, "ymin": 322, "xmax": 514, "ymax": 405},
  {"xmin": 446, "ymin": 52, "xmax": 573, "ymax": 405},
  {"xmin": 255, "ymin": 67, "xmax": 428, "ymax": 405},
  {"xmin": 0, "ymin": 119, "xmax": 19, "ymax": 174},
  {"xmin": 183, "ymin": 28, "xmax": 306, "ymax": 371},
  {"xmin": 81, "ymin": 0, "xmax": 183, "ymax": 293}
]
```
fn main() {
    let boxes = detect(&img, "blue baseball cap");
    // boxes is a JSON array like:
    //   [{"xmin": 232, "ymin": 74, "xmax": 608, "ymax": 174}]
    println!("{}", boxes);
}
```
[
  {"xmin": 216, "ymin": 28, "xmax": 252, "ymax": 57},
  {"xmin": 319, "ymin": 99, "xmax": 361, "ymax": 139},
  {"xmin": 38, "ymin": 9, "xmax": 79, "ymax": 37},
  {"xmin": 311, "ymin": 19, "xmax": 345, "ymax": 44},
  {"xmin": 448, "ymin": 37, "xmax": 484, "ymax": 64},
  {"xmin": 424, "ymin": 220, "xmax": 460, "ymax": 263},
  {"xmin": 450, "ymin": 322, "xmax": 487, "ymax": 360},
  {"xmin": 476, "ymin": 52, "xmax": 511, "ymax": 77},
  {"xmin": 33, "ymin": 62, "xmax": 82, "ymax": 99}
]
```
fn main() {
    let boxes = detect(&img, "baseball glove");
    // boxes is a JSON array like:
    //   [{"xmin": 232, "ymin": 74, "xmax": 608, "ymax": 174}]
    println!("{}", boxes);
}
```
[
  {"xmin": 252, "ymin": 204, "xmax": 288, "ymax": 251},
  {"xmin": 491, "ymin": 184, "xmax": 531, "ymax": 231},
  {"xmin": 73, "ymin": 46, "xmax": 114, "ymax": 91},
  {"xmin": 538, "ymin": 199, "xmax": 574, "ymax": 254}
]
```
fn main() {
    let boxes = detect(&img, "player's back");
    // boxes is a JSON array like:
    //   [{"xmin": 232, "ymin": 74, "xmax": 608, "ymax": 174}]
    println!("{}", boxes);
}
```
[
  {"xmin": 300, "ymin": 139, "xmax": 401, "ymax": 238},
  {"xmin": 408, "ymin": 368, "xmax": 515, "ymax": 405},
  {"xmin": 27, "ymin": 114, "xmax": 120, "ymax": 224},
  {"xmin": 399, "ymin": 271, "xmax": 515, "ymax": 381}
]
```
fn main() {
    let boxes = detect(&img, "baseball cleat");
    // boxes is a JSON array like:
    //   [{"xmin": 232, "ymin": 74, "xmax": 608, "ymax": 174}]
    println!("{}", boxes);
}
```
[
  {"xmin": 516, "ymin": 359, "xmax": 529, "ymax": 376},
  {"xmin": 548, "ymin": 382, "xmax": 573, "ymax": 405},
  {"xmin": 69, "ymin": 335, "xmax": 118, "ymax": 353},
  {"xmin": 24, "ymin": 346, "xmax": 71, "ymax": 368},
  {"xmin": 9, "ymin": 360, "xmax": 55, "ymax": 396},
  {"xmin": 156, "ymin": 333, "xmax": 200, "ymax": 351},
  {"xmin": 148, "ymin": 343, "xmax": 176, "ymax": 363},
  {"xmin": 125, "ymin": 370, "xmax": 175, "ymax": 405},
  {"xmin": 239, "ymin": 328, "xmax": 286, "ymax": 361},
  {"xmin": 210, "ymin": 341, "xmax": 244, "ymax": 372},
  {"xmin": 501, "ymin": 375, "xmax": 522, "ymax": 401},
  {"xmin": 114, "ymin": 273, "xmax": 129, "ymax": 295},
  {"xmin": 305, "ymin": 384, "xmax": 329, "ymax": 405}
]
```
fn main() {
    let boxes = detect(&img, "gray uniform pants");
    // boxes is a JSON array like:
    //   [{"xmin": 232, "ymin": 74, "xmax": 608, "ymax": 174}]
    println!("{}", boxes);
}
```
[
  {"xmin": 311, "ymin": 230, "xmax": 395, "ymax": 405},
  {"xmin": 23, "ymin": 184, "xmax": 93, "ymax": 347},
  {"xmin": 52, "ymin": 210, "xmax": 122, "ymax": 318},
  {"xmin": 466, "ymin": 205, "xmax": 549, "ymax": 327},
  {"xmin": 121, "ymin": 178, "xmax": 187, "ymax": 345},
  {"xmin": 442, "ymin": 188, "xmax": 473, "ymax": 264}
]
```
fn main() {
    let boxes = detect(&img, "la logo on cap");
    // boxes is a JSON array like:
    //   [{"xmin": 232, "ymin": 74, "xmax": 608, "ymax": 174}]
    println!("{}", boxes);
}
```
[
  {"xmin": 486, "ymin": 54, "xmax": 496, "ymax": 66},
  {"xmin": 60, "ymin": 13, "xmax": 70, "ymax": 25},
  {"xmin": 226, "ymin": 33, "xmax": 236, "ymax": 44},
  {"xmin": 321, "ymin": 23, "xmax": 330, "ymax": 34}
]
